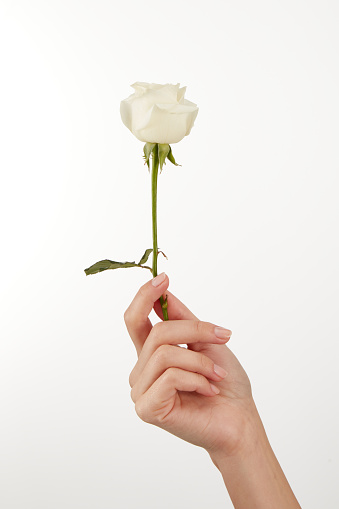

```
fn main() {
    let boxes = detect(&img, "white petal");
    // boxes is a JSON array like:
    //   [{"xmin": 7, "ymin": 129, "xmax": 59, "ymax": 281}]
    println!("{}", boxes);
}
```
[
  {"xmin": 135, "ymin": 104, "xmax": 189, "ymax": 144},
  {"xmin": 185, "ymin": 108, "xmax": 199, "ymax": 136},
  {"xmin": 177, "ymin": 86, "xmax": 186, "ymax": 103},
  {"xmin": 129, "ymin": 96, "xmax": 154, "ymax": 131},
  {"xmin": 120, "ymin": 99, "xmax": 132, "ymax": 130},
  {"xmin": 121, "ymin": 83, "xmax": 198, "ymax": 143},
  {"xmin": 131, "ymin": 82, "xmax": 149, "ymax": 90}
]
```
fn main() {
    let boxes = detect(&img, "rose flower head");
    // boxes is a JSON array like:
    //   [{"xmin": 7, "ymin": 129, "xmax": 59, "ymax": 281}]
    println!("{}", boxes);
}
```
[{"xmin": 120, "ymin": 82, "xmax": 199, "ymax": 144}]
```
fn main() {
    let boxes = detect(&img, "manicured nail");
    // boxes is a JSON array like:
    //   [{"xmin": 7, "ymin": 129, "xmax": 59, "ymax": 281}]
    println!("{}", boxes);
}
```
[
  {"xmin": 210, "ymin": 383, "xmax": 220, "ymax": 394},
  {"xmin": 152, "ymin": 272, "xmax": 166, "ymax": 287},
  {"xmin": 214, "ymin": 364, "xmax": 227, "ymax": 378},
  {"xmin": 214, "ymin": 327, "xmax": 232, "ymax": 340}
]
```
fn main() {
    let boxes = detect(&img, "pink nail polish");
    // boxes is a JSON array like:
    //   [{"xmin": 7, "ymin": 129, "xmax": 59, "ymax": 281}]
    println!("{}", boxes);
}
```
[
  {"xmin": 213, "ymin": 364, "xmax": 227, "ymax": 378},
  {"xmin": 214, "ymin": 327, "xmax": 232, "ymax": 340},
  {"xmin": 151, "ymin": 272, "xmax": 166, "ymax": 287},
  {"xmin": 210, "ymin": 384, "xmax": 220, "ymax": 394}
]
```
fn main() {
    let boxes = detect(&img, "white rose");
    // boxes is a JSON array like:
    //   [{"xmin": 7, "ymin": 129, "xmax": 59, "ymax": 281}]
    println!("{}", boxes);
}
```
[{"xmin": 120, "ymin": 82, "xmax": 199, "ymax": 144}]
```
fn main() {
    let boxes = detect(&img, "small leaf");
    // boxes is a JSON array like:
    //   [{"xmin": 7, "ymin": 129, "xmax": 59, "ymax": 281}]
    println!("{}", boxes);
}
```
[
  {"xmin": 158, "ymin": 144, "xmax": 170, "ymax": 173},
  {"xmin": 167, "ymin": 146, "xmax": 181, "ymax": 167},
  {"xmin": 139, "ymin": 248, "xmax": 153, "ymax": 265},
  {"xmin": 143, "ymin": 142, "xmax": 156, "ymax": 171},
  {"xmin": 84, "ymin": 259, "xmax": 138, "ymax": 276}
]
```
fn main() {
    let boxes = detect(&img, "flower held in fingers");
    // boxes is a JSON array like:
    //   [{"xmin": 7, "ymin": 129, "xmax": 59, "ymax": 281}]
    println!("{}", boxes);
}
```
[{"xmin": 84, "ymin": 83, "xmax": 199, "ymax": 320}]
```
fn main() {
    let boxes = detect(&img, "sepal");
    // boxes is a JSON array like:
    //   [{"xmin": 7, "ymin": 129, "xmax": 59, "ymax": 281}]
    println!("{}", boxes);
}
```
[
  {"xmin": 158, "ymin": 144, "xmax": 170, "ymax": 173},
  {"xmin": 143, "ymin": 143, "xmax": 156, "ymax": 171},
  {"xmin": 167, "ymin": 146, "xmax": 181, "ymax": 167},
  {"xmin": 143, "ymin": 143, "xmax": 181, "ymax": 172}
]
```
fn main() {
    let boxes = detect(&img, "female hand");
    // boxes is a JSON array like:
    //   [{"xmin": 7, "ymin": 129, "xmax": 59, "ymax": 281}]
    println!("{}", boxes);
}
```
[{"xmin": 125, "ymin": 272, "xmax": 255, "ymax": 457}]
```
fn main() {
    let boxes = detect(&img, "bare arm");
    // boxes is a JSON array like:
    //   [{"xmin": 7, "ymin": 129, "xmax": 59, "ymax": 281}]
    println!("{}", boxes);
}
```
[{"xmin": 209, "ymin": 401, "xmax": 301, "ymax": 508}]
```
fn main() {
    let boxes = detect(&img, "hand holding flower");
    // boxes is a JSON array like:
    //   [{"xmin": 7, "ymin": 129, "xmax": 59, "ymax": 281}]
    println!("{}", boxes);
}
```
[
  {"xmin": 126, "ymin": 273, "xmax": 253, "ymax": 456},
  {"xmin": 126, "ymin": 275, "xmax": 301, "ymax": 509}
]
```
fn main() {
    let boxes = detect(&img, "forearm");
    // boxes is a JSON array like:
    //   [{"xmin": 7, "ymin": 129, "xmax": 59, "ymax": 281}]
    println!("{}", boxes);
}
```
[{"xmin": 209, "ymin": 402, "xmax": 301, "ymax": 509}]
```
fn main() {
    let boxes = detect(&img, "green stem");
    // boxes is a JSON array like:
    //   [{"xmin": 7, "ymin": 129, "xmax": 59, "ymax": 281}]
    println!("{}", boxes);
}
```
[{"xmin": 151, "ymin": 144, "xmax": 168, "ymax": 321}]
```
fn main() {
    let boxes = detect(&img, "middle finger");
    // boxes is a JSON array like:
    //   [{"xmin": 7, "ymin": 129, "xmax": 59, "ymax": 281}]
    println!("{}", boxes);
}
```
[
  {"xmin": 130, "ymin": 344, "xmax": 228, "ymax": 402},
  {"xmin": 129, "ymin": 320, "xmax": 231, "ymax": 386}
]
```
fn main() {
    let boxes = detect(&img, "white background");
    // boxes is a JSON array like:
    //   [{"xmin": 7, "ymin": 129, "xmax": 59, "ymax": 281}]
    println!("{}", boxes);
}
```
[{"xmin": 0, "ymin": 1, "xmax": 338, "ymax": 507}]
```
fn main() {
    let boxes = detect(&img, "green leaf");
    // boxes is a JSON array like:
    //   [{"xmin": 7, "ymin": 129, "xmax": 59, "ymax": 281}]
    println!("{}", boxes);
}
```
[
  {"xmin": 143, "ymin": 142, "xmax": 156, "ymax": 171},
  {"xmin": 84, "ymin": 259, "xmax": 138, "ymax": 276},
  {"xmin": 167, "ymin": 146, "xmax": 181, "ymax": 167},
  {"xmin": 158, "ymin": 144, "xmax": 170, "ymax": 173},
  {"xmin": 139, "ymin": 248, "xmax": 153, "ymax": 265}
]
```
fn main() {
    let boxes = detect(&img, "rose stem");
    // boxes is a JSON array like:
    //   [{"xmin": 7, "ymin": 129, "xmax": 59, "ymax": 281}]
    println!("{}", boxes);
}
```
[{"xmin": 151, "ymin": 144, "xmax": 169, "ymax": 321}]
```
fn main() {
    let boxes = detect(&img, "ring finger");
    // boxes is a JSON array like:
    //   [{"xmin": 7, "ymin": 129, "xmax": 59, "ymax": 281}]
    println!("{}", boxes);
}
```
[{"xmin": 130, "ymin": 344, "xmax": 227, "ymax": 402}]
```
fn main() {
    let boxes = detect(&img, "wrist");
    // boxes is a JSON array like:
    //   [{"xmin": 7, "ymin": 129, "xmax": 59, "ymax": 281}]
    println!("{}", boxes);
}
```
[
  {"xmin": 208, "ymin": 399, "xmax": 268, "ymax": 469},
  {"xmin": 208, "ymin": 400, "xmax": 301, "ymax": 509}
]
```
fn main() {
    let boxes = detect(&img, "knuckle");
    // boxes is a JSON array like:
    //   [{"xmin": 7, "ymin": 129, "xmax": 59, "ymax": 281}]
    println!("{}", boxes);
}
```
[
  {"xmin": 153, "ymin": 344, "xmax": 171, "ymax": 366},
  {"xmin": 199, "ymin": 353, "xmax": 213, "ymax": 372},
  {"xmin": 150, "ymin": 321, "xmax": 164, "ymax": 343},
  {"xmin": 130, "ymin": 386, "xmax": 136, "ymax": 403},
  {"xmin": 129, "ymin": 363, "xmax": 138, "ymax": 387},
  {"xmin": 194, "ymin": 320, "xmax": 204, "ymax": 334},
  {"xmin": 134, "ymin": 400, "xmax": 144, "ymax": 419},
  {"xmin": 123, "ymin": 307, "xmax": 132, "ymax": 326},
  {"xmin": 135, "ymin": 400, "xmax": 150, "ymax": 423},
  {"xmin": 163, "ymin": 366, "xmax": 177, "ymax": 383}
]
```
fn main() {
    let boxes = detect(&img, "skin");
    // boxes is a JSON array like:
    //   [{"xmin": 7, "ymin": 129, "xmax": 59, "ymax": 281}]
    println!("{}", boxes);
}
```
[{"xmin": 125, "ymin": 273, "xmax": 301, "ymax": 508}]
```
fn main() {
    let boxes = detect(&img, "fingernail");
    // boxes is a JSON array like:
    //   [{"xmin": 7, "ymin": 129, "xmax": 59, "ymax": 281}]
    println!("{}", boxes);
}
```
[
  {"xmin": 210, "ymin": 383, "xmax": 220, "ymax": 394},
  {"xmin": 152, "ymin": 272, "xmax": 166, "ymax": 287},
  {"xmin": 214, "ymin": 364, "xmax": 227, "ymax": 378},
  {"xmin": 214, "ymin": 327, "xmax": 232, "ymax": 340}
]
